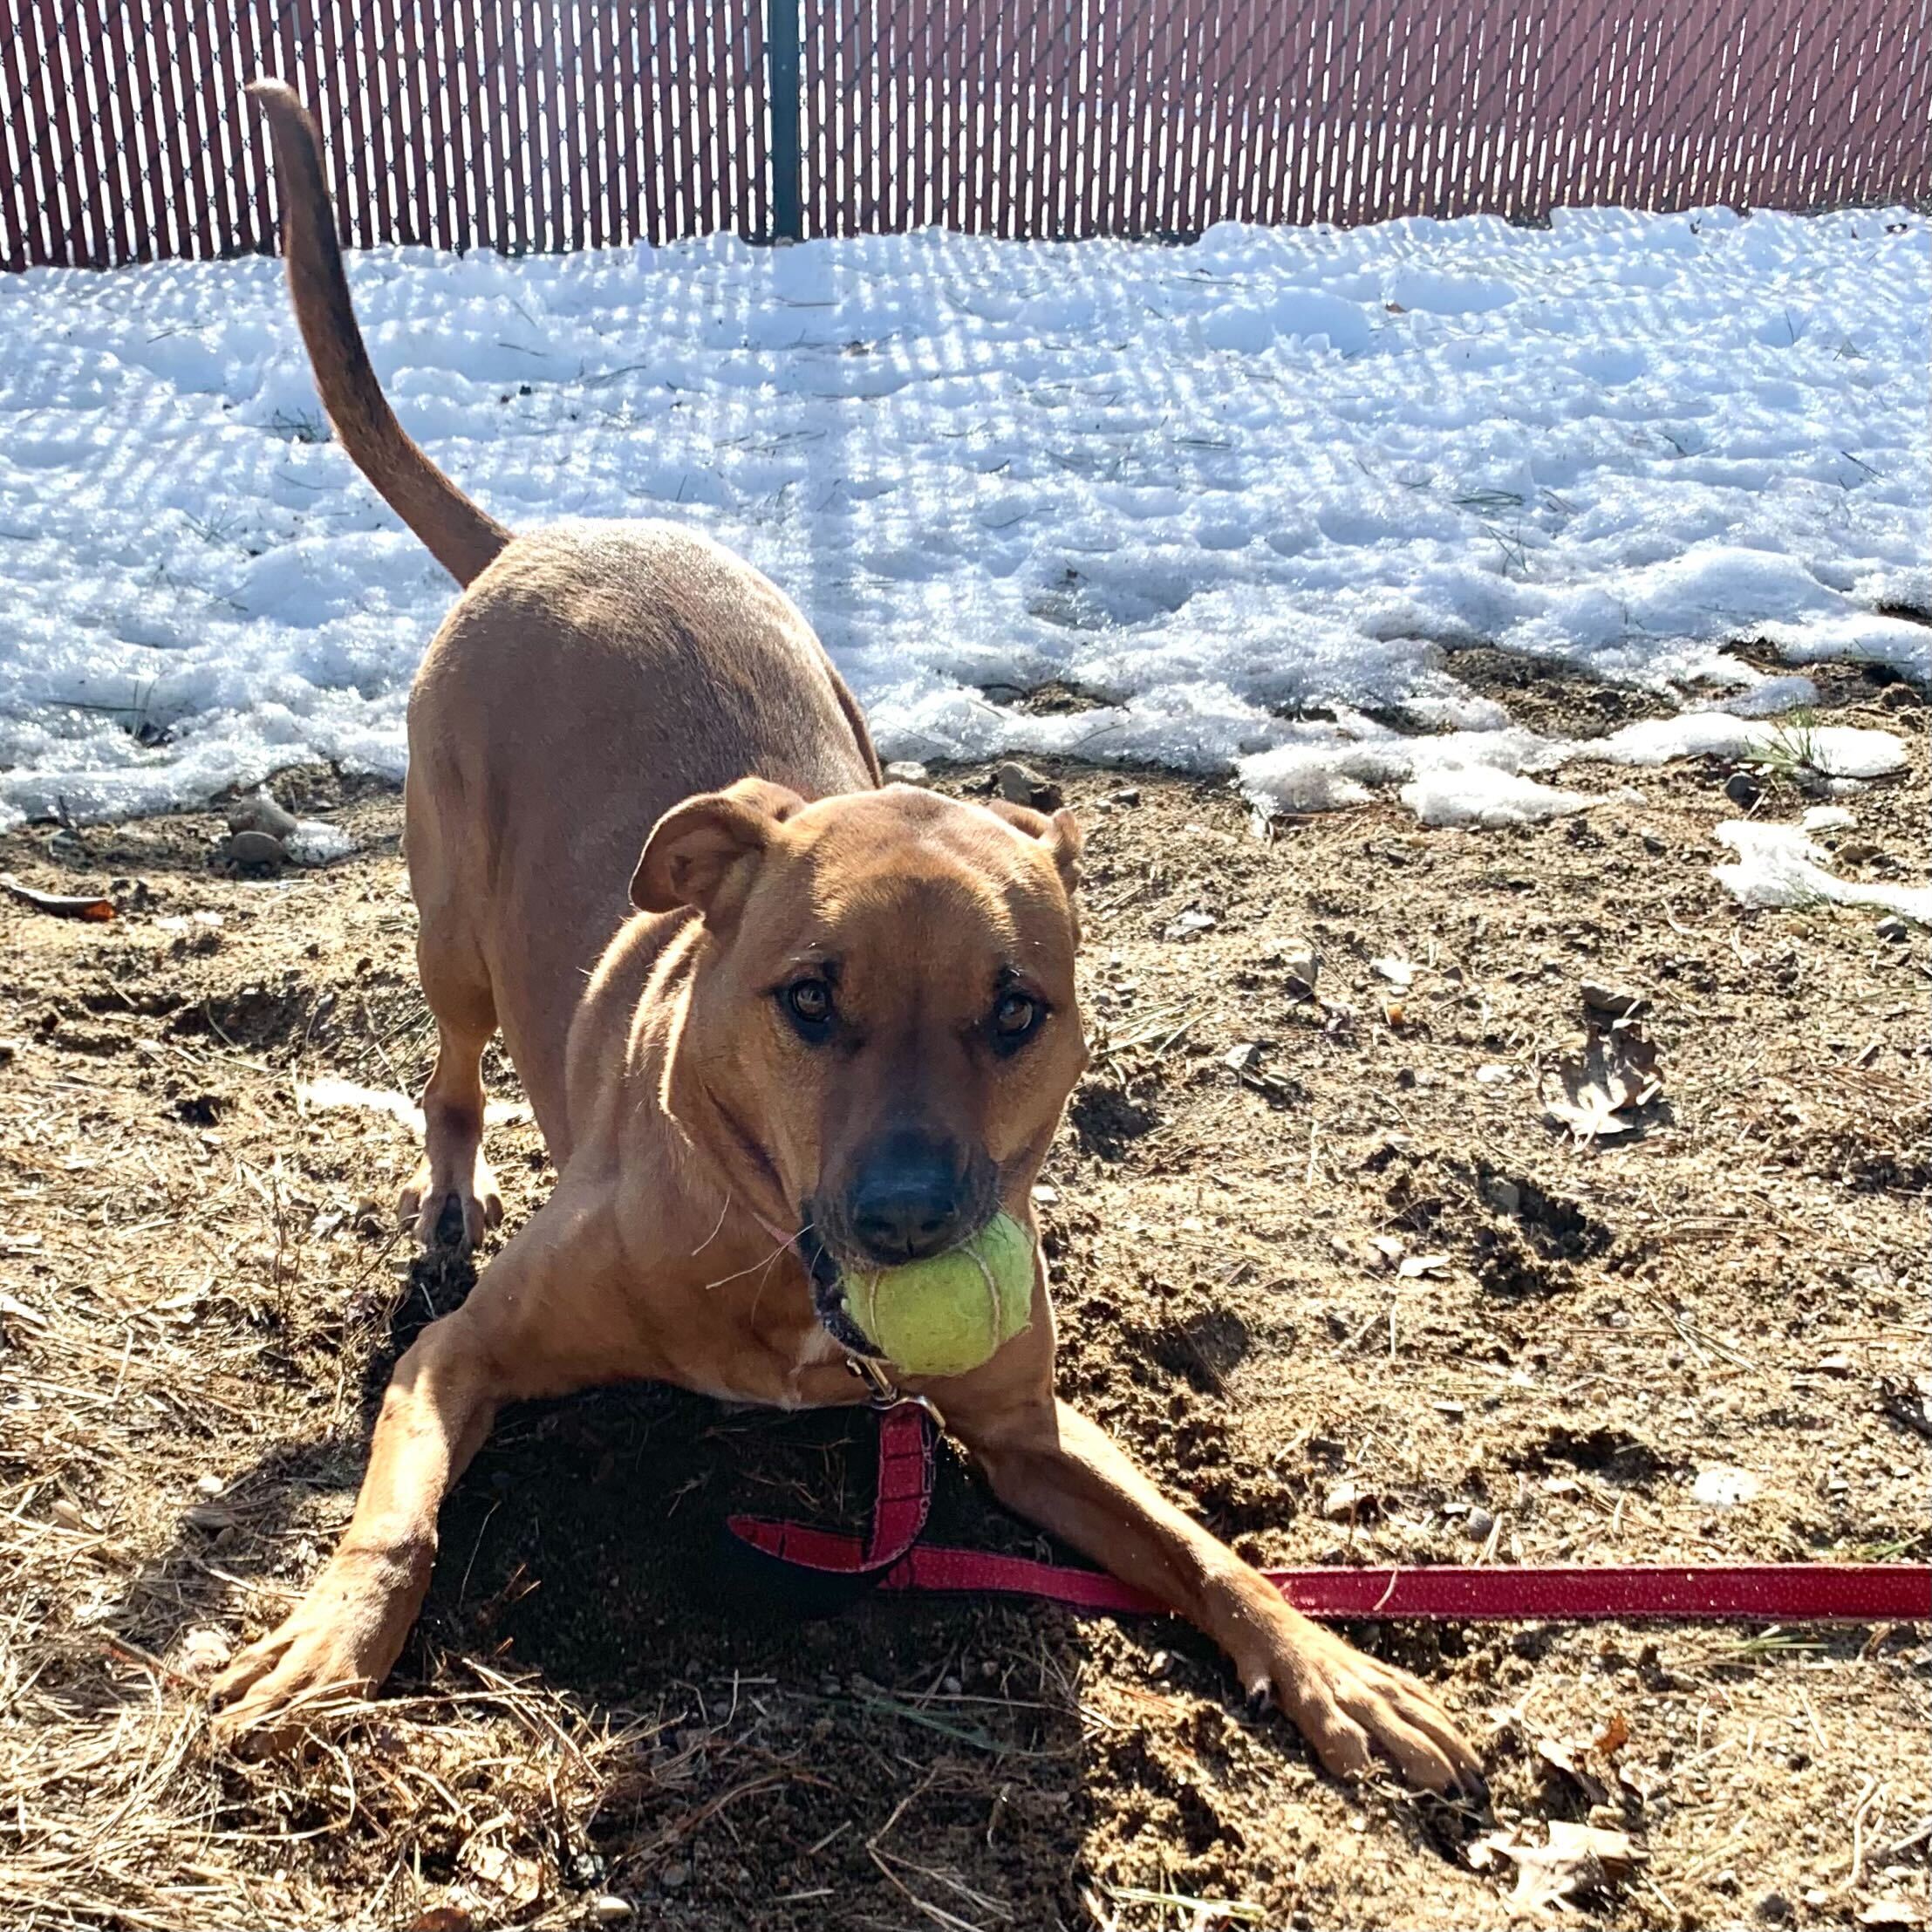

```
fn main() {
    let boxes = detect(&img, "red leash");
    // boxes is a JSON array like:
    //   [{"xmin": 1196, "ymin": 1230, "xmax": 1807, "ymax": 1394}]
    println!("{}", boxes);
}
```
[{"xmin": 728, "ymin": 1402, "xmax": 1931, "ymax": 1624}]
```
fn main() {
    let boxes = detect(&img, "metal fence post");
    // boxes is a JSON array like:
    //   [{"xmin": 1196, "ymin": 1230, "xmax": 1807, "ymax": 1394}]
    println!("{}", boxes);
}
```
[{"xmin": 767, "ymin": 0, "xmax": 802, "ymax": 240}]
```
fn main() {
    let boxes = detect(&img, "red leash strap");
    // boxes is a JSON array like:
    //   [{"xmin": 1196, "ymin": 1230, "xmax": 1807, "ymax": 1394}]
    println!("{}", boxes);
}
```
[
  {"xmin": 728, "ymin": 1403, "xmax": 1932, "ymax": 1624},
  {"xmin": 728, "ymin": 1401, "xmax": 935, "ymax": 1574}
]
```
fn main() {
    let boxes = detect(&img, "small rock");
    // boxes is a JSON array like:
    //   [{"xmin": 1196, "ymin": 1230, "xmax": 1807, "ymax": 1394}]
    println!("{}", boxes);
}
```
[
  {"xmin": 1109, "ymin": 785, "xmax": 1141, "ymax": 806},
  {"xmin": 1875, "ymin": 914, "xmax": 1908, "ymax": 943},
  {"xmin": 1475, "ymin": 1063, "xmax": 1517, "ymax": 1086},
  {"xmin": 1464, "ymin": 1507, "xmax": 1497, "ymax": 1540},
  {"xmin": 1723, "ymin": 770, "xmax": 1761, "ymax": 807},
  {"xmin": 1371, "ymin": 952, "xmax": 1414, "ymax": 988},
  {"xmin": 994, "ymin": 760, "xmax": 1062, "ymax": 809},
  {"xmin": 1754, "ymin": 1894, "xmax": 1793, "ymax": 1925},
  {"xmin": 1839, "ymin": 838, "xmax": 1880, "ymax": 864},
  {"xmin": 1691, "ymin": 1466, "xmax": 1761, "ymax": 1508},
  {"xmin": 659, "ymin": 1862, "xmax": 689, "ymax": 1891},
  {"xmin": 590, "ymin": 1898, "xmax": 635, "ymax": 1924},
  {"xmin": 1431, "ymin": 1400, "xmax": 1465, "ymax": 1421},
  {"xmin": 223, "ymin": 829, "xmax": 286, "ymax": 870},
  {"xmin": 883, "ymin": 760, "xmax": 930, "ymax": 785},
  {"xmin": 225, "ymin": 789, "xmax": 299, "ymax": 840},
  {"xmin": 1224, "ymin": 1041, "xmax": 1262, "ymax": 1074}
]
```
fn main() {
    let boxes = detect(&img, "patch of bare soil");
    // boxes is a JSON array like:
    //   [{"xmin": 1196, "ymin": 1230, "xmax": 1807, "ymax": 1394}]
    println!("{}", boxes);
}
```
[{"xmin": 2, "ymin": 674, "xmax": 1927, "ymax": 1931}]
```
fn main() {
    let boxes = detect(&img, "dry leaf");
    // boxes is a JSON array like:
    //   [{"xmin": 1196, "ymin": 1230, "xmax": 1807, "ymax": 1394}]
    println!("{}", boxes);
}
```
[
  {"xmin": 1879, "ymin": 1374, "xmax": 1932, "ymax": 1441},
  {"xmin": 1592, "ymin": 1710, "xmax": 1630, "ymax": 1760},
  {"xmin": 2, "ymin": 873, "xmax": 113, "ymax": 920},
  {"xmin": 457, "ymin": 1837, "xmax": 543, "ymax": 1915},
  {"xmin": 1470, "ymin": 1819, "xmax": 1643, "ymax": 1915},
  {"xmin": 1534, "ymin": 1737, "xmax": 1608, "ymax": 1806},
  {"xmin": 1540, "ymin": 1024, "xmax": 1663, "ymax": 1141},
  {"xmin": 1858, "ymin": 1899, "xmax": 1925, "ymax": 1929}
]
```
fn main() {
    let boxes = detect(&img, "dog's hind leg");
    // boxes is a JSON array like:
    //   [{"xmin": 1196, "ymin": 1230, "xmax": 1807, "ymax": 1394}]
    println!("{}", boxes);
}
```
[
  {"xmin": 399, "ymin": 996, "xmax": 504, "ymax": 1251},
  {"xmin": 398, "ymin": 815, "xmax": 505, "ymax": 1251}
]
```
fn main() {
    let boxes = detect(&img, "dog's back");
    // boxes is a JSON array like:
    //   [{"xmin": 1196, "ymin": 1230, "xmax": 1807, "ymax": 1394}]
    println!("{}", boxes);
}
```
[{"xmin": 249, "ymin": 82, "xmax": 879, "ymax": 1144}]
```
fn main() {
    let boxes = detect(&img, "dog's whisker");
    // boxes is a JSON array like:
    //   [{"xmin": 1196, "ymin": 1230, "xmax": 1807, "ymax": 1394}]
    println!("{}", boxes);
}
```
[
  {"xmin": 700, "ymin": 1225, "xmax": 807, "ymax": 1295},
  {"xmin": 689, "ymin": 1189, "xmax": 733, "ymax": 1258}
]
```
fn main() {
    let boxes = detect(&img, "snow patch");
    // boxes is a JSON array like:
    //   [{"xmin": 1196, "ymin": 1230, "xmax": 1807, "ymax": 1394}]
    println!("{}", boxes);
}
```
[
  {"xmin": 0, "ymin": 208, "xmax": 1923, "ymax": 826},
  {"xmin": 1712, "ymin": 821, "xmax": 1932, "ymax": 924},
  {"xmin": 1399, "ymin": 767, "xmax": 1605, "ymax": 829},
  {"xmin": 1594, "ymin": 717, "xmax": 1907, "ymax": 778}
]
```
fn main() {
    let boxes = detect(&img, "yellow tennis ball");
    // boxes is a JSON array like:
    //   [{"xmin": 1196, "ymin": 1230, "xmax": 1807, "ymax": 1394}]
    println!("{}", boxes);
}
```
[{"xmin": 841, "ymin": 1212, "xmax": 1036, "ymax": 1378}]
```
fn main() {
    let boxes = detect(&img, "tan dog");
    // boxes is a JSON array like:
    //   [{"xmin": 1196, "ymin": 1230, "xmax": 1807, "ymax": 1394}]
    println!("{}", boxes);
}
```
[{"xmin": 212, "ymin": 83, "xmax": 1481, "ymax": 1798}]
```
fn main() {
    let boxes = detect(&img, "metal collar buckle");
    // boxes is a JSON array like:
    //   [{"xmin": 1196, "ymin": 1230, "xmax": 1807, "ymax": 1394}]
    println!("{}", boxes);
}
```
[{"xmin": 846, "ymin": 1353, "xmax": 945, "ymax": 1430}]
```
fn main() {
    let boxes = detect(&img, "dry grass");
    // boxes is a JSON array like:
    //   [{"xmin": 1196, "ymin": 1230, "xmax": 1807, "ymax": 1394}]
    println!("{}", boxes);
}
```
[{"xmin": 1, "ymin": 711, "xmax": 1929, "ymax": 1929}]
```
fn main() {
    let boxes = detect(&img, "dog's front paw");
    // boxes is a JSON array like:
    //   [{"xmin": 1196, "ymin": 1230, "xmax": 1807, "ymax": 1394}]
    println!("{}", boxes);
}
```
[
  {"xmin": 209, "ymin": 1544, "xmax": 427, "ymax": 1749},
  {"xmin": 1239, "ymin": 1607, "xmax": 1484, "ymax": 1797},
  {"xmin": 399, "ymin": 1153, "xmax": 503, "ymax": 1252}
]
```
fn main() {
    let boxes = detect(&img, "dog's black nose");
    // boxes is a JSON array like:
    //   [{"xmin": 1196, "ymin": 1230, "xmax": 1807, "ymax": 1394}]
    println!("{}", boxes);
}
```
[{"xmin": 848, "ymin": 1131, "xmax": 966, "ymax": 1264}]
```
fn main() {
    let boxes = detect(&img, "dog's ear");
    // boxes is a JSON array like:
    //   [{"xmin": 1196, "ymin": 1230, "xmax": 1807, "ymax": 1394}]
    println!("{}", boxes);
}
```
[
  {"xmin": 631, "ymin": 777, "xmax": 806, "ymax": 916},
  {"xmin": 986, "ymin": 801, "xmax": 1082, "ymax": 898}
]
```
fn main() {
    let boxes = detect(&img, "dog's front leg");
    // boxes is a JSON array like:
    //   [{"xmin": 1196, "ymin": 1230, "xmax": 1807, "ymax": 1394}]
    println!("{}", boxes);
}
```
[
  {"xmin": 211, "ymin": 1187, "xmax": 618, "ymax": 1743},
  {"xmin": 948, "ymin": 1386, "xmax": 1484, "ymax": 1795}
]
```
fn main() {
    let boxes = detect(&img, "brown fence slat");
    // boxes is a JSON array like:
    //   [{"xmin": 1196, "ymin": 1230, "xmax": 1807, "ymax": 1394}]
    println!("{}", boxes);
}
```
[{"xmin": 3, "ymin": 0, "xmax": 1929, "ymax": 267}]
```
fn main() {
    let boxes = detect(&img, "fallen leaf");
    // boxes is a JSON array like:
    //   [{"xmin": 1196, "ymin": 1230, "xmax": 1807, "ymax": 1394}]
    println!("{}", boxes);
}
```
[
  {"xmin": 1879, "ymin": 1374, "xmax": 1932, "ymax": 1441},
  {"xmin": 1540, "ymin": 1024, "xmax": 1663, "ymax": 1141},
  {"xmin": 1321, "ymin": 1478, "xmax": 1375, "ymax": 1520},
  {"xmin": 1593, "ymin": 1710, "xmax": 1630, "ymax": 1760},
  {"xmin": 457, "ymin": 1837, "xmax": 543, "ymax": 1915},
  {"xmin": 2, "ymin": 873, "xmax": 113, "ymax": 921},
  {"xmin": 1862, "ymin": 1901, "xmax": 1924, "ymax": 1932},
  {"xmin": 174, "ymin": 1627, "xmax": 235, "ymax": 1677},
  {"xmin": 1580, "ymin": 980, "xmax": 1645, "ymax": 1021},
  {"xmin": 1859, "ymin": 1900, "xmax": 1924, "ymax": 1929},
  {"xmin": 1535, "ymin": 1736, "xmax": 1610, "ymax": 1806},
  {"xmin": 1470, "ymin": 1819, "xmax": 1644, "ymax": 1914}
]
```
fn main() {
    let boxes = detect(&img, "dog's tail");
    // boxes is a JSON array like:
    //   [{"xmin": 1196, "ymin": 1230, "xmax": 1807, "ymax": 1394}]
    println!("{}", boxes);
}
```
[{"xmin": 248, "ymin": 80, "xmax": 510, "ymax": 587}]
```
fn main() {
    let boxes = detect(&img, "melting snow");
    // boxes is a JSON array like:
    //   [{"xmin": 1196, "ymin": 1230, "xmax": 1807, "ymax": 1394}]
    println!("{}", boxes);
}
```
[{"xmin": 0, "ymin": 204, "xmax": 1923, "ymax": 828}]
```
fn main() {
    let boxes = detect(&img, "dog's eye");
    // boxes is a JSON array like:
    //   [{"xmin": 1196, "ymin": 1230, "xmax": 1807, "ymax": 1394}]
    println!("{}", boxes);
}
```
[
  {"xmin": 992, "ymin": 991, "xmax": 1040, "ymax": 1041},
  {"xmin": 782, "ymin": 978, "xmax": 835, "ymax": 1031}
]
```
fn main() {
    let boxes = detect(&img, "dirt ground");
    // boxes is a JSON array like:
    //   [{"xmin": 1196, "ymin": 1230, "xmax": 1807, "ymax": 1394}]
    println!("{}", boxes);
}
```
[{"xmin": 2, "ymin": 658, "xmax": 1928, "ymax": 1932}]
